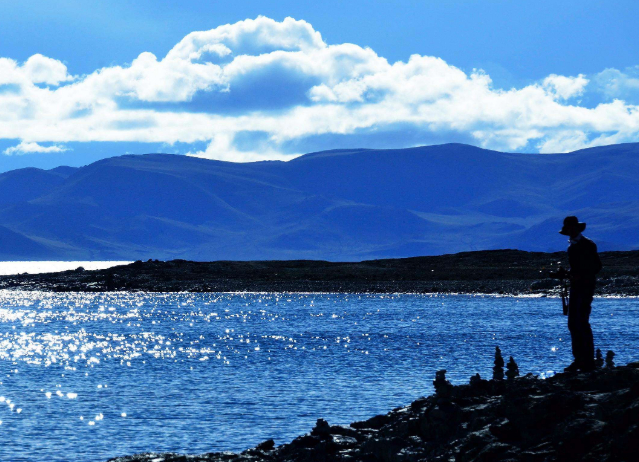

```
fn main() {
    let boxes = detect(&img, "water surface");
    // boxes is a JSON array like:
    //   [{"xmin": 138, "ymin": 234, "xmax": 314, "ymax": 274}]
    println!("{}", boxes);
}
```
[{"xmin": 0, "ymin": 291, "xmax": 637, "ymax": 462}]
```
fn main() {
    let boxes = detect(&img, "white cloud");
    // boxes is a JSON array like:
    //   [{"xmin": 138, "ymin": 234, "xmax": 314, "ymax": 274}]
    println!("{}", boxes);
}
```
[
  {"xmin": 3, "ymin": 141, "xmax": 70, "ymax": 155},
  {"xmin": 593, "ymin": 66, "xmax": 639, "ymax": 102},
  {"xmin": 167, "ymin": 16, "xmax": 325, "ymax": 61},
  {"xmin": 542, "ymin": 74, "xmax": 589, "ymax": 99},
  {"xmin": 0, "ymin": 16, "xmax": 638, "ymax": 158},
  {"xmin": 536, "ymin": 130, "xmax": 590, "ymax": 153},
  {"xmin": 187, "ymin": 132, "xmax": 296, "ymax": 162},
  {"xmin": 23, "ymin": 54, "xmax": 73, "ymax": 86},
  {"xmin": 0, "ymin": 54, "xmax": 72, "ymax": 87}
]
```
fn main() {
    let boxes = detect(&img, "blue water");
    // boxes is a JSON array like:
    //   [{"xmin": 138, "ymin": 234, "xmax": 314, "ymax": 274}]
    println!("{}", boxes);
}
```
[{"xmin": 0, "ymin": 291, "xmax": 638, "ymax": 462}]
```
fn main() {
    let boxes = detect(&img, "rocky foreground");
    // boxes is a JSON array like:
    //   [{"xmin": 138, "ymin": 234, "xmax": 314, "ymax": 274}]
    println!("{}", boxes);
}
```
[
  {"xmin": 2, "ymin": 249, "xmax": 639, "ymax": 295},
  {"xmin": 108, "ymin": 362, "xmax": 639, "ymax": 462}
]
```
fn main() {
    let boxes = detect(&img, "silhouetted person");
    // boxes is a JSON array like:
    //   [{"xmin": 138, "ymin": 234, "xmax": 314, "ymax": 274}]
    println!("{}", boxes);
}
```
[{"xmin": 560, "ymin": 216, "xmax": 602, "ymax": 372}]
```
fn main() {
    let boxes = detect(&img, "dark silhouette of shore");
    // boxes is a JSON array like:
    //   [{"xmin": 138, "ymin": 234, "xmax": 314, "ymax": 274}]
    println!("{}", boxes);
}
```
[
  {"xmin": 1, "ymin": 249, "xmax": 638, "ymax": 295},
  {"xmin": 108, "ymin": 358, "xmax": 639, "ymax": 462}
]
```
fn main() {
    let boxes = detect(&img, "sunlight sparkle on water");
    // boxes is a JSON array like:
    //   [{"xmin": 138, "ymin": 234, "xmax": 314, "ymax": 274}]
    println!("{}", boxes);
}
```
[{"xmin": 0, "ymin": 290, "xmax": 637, "ymax": 462}]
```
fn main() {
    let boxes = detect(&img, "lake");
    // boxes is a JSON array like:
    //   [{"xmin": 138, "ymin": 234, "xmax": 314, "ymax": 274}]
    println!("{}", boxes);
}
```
[{"xmin": 0, "ymin": 291, "xmax": 637, "ymax": 462}]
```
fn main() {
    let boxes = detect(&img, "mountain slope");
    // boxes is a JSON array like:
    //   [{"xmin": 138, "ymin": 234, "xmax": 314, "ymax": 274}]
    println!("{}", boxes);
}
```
[
  {"xmin": 0, "ymin": 166, "xmax": 76, "ymax": 206},
  {"xmin": 0, "ymin": 143, "xmax": 638, "ymax": 260}
]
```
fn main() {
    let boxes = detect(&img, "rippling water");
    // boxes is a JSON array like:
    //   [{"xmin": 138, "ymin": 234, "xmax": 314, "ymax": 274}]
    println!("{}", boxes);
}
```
[{"xmin": 0, "ymin": 291, "xmax": 637, "ymax": 462}]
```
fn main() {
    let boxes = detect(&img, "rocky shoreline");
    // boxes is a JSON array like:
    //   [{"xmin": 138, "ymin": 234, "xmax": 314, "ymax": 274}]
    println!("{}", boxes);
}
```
[
  {"xmin": 0, "ymin": 249, "xmax": 638, "ymax": 295},
  {"xmin": 108, "ymin": 358, "xmax": 639, "ymax": 462}
]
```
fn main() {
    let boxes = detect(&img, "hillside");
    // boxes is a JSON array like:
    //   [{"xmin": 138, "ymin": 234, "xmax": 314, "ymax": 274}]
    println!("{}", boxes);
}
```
[{"xmin": 0, "ymin": 143, "xmax": 638, "ymax": 260}]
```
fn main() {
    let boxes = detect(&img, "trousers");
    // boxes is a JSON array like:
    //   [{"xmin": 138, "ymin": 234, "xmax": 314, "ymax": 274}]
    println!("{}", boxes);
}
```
[{"xmin": 568, "ymin": 282, "xmax": 595, "ymax": 365}]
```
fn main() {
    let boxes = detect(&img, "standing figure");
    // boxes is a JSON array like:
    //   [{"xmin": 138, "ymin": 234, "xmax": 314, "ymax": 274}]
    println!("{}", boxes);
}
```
[{"xmin": 560, "ymin": 216, "xmax": 602, "ymax": 372}]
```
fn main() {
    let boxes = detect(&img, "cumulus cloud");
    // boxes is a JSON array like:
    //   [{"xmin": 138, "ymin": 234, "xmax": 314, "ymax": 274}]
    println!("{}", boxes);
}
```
[
  {"xmin": 3, "ymin": 141, "xmax": 70, "ymax": 155},
  {"xmin": 542, "ymin": 74, "xmax": 589, "ymax": 100},
  {"xmin": 23, "ymin": 54, "xmax": 73, "ymax": 86},
  {"xmin": 0, "ymin": 53, "xmax": 72, "ymax": 87},
  {"xmin": 0, "ymin": 15, "xmax": 639, "ymax": 158}
]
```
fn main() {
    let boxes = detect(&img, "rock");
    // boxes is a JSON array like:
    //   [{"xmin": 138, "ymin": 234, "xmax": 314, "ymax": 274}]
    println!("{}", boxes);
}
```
[
  {"xmin": 409, "ymin": 397, "xmax": 428, "ymax": 411},
  {"xmin": 255, "ymin": 439, "xmax": 275, "ymax": 451},
  {"xmin": 611, "ymin": 423, "xmax": 639, "ymax": 460},
  {"xmin": 419, "ymin": 403, "xmax": 463, "ymax": 441},
  {"xmin": 469, "ymin": 373, "xmax": 482, "ymax": 386},
  {"xmin": 327, "ymin": 424, "xmax": 360, "ymax": 439},
  {"xmin": 105, "ymin": 272, "xmax": 116, "ymax": 290},
  {"xmin": 330, "ymin": 434, "xmax": 358, "ymax": 448},
  {"xmin": 108, "ymin": 362, "xmax": 639, "ymax": 462},
  {"xmin": 475, "ymin": 442, "xmax": 518, "ymax": 460},
  {"xmin": 502, "ymin": 390, "xmax": 583, "ymax": 444},
  {"xmin": 289, "ymin": 433, "xmax": 321, "ymax": 449},
  {"xmin": 457, "ymin": 427, "xmax": 497, "ymax": 461},
  {"xmin": 468, "ymin": 374, "xmax": 492, "ymax": 396},
  {"xmin": 555, "ymin": 418, "xmax": 606, "ymax": 459},
  {"xmin": 489, "ymin": 419, "xmax": 519, "ymax": 442},
  {"xmin": 311, "ymin": 418, "xmax": 331, "ymax": 438},
  {"xmin": 361, "ymin": 436, "xmax": 408, "ymax": 462},
  {"xmin": 352, "ymin": 413, "xmax": 390, "ymax": 430},
  {"xmin": 379, "ymin": 416, "xmax": 420, "ymax": 439}
]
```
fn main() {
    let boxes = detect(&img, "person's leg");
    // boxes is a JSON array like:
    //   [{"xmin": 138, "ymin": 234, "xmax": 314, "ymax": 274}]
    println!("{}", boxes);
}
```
[
  {"xmin": 582, "ymin": 285, "xmax": 595, "ymax": 368},
  {"xmin": 568, "ymin": 286, "xmax": 591, "ymax": 368},
  {"xmin": 567, "ymin": 287, "xmax": 583, "ymax": 368}
]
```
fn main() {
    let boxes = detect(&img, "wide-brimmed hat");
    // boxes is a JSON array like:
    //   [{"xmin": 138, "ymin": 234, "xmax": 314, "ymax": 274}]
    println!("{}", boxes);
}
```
[{"xmin": 559, "ymin": 216, "xmax": 586, "ymax": 235}]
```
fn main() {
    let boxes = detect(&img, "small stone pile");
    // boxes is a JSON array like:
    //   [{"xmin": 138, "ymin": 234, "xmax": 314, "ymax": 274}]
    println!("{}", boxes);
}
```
[
  {"xmin": 493, "ymin": 346, "xmax": 504, "ymax": 380},
  {"xmin": 493, "ymin": 347, "xmax": 520, "ymax": 381},
  {"xmin": 506, "ymin": 356, "xmax": 519, "ymax": 380},
  {"xmin": 469, "ymin": 373, "xmax": 482, "ymax": 386},
  {"xmin": 433, "ymin": 369, "xmax": 453, "ymax": 398}
]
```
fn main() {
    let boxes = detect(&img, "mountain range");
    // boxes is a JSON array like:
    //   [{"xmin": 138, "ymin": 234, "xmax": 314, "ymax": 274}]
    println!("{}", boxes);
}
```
[{"xmin": 1, "ymin": 143, "xmax": 638, "ymax": 261}]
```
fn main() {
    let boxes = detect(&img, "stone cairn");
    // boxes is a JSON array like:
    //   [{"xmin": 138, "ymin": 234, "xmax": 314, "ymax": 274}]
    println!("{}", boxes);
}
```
[
  {"xmin": 595, "ymin": 349, "xmax": 604, "ymax": 368},
  {"xmin": 506, "ymin": 356, "xmax": 519, "ymax": 380},
  {"xmin": 493, "ymin": 346, "xmax": 504, "ymax": 381},
  {"xmin": 311, "ymin": 419, "xmax": 332, "ymax": 438},
  {"xmin": 606, "ymin": 350, "xmax": 615, "ymax": 368},
  {"xmin": 433, "ymin": 370, "xmax": 453, "ymax": 398},
  {"xmin": 469, "ymin": 373, "xmax": 482, "ymax": 386}
]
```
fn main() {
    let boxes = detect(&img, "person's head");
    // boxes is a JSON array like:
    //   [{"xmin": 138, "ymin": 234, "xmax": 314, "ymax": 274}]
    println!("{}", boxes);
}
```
[{"xmin": 559, "ymin": 216, "xmax": 586, "ymax": 238}]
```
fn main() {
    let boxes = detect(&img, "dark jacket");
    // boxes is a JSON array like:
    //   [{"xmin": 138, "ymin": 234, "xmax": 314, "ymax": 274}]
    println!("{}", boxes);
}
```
[{"xmin": 568, "ymin": 236, "xmax": 602, "ymax": 285}]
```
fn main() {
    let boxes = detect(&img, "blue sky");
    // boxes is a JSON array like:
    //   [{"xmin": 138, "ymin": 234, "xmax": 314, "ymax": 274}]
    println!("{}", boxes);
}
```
[{"xmin": 1, "ymin": 0, "xmax": 638, "ymax": 172}]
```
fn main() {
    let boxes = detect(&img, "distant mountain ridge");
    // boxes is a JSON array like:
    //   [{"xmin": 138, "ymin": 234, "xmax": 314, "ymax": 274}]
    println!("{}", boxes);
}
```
[{"xmin": 1, "ymin": 143, "xmax": 638, "ymax": 260}]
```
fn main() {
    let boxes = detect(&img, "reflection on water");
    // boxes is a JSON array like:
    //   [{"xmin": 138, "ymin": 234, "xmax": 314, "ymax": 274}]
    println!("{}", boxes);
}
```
[{"xmin": 0, "ymin": 291, "xmax": 637, "ymax": 462}]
